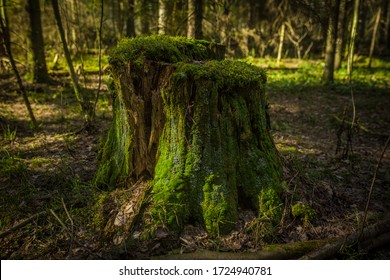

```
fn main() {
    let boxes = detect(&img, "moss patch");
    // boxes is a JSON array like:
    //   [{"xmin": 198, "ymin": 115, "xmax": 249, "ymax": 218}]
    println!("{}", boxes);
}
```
[
  {"xmin": 150, "ymin": 60, "xmax": 281, "ymax": 236},
  {"xmin": 292, "ymin": 203, "xmax": 316, "ymax": 223},
  {"xmin": 95, "ymin": 96, "xmax": 132, "ymax": 189},
  {"xmin": 109, "ymin": 35, "xmax": 224, "ymax": 69}
]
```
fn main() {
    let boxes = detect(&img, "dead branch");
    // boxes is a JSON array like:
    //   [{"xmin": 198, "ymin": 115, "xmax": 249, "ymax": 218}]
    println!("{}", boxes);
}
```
[
  {"xmin": 300, "ymin": 219, "xmax": 390, "ymax": 260},
  {"xmin": 361, "ymin": 136, "xmax": 390, "ymax": 233},
  {"xmin": 0, "ymin": 211, "xmax": 47, "ymax": 239}
]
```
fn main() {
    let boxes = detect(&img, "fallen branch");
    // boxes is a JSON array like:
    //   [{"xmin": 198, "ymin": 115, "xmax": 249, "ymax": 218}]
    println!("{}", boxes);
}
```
[
  {"xmin": 300, "ymin": 219, "xmax": 390, "ymax": 259},
  {"xmin": 153, "ymin": 220, "xmax": 390, "ymax": 260},
  {"xmin": 0, "ymin": 211, "xmax": 47, "ymax": 239},
  {"xmin": 153, "ymin": 240, "xmax": 330, "ymax": 260}
]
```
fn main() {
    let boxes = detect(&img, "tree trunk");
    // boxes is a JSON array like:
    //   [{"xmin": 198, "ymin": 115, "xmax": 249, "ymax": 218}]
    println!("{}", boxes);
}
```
[
  {"xmin": 96, "ymin": 36, "xmax": 282, "ymax": 238},
  {"xmin": 348, "ymin": 0, "xmax": 360, "ymax": 78},
  {"xmin": 0, "ymin": 0, "xmax": 37, "ymax": 130},
  {"xmin": 126, "ymin": 0, "xmax": 136, "ymax": 37},
  {"xmin": 386, "ymin": 1, "xmax": 390, "ymax": 51},
  {"xmin": 276, "ymin": 23, "xmax": 285, "ymax": 67},
  {"xmin": 140, "ymin": 0, "xmax": 151, "ymax": 35},
  {"xmin": 51, "ymin": 0, "xmax": 90, "ymax": 120},
  {"xmin": 322, "ymin": 0, "xmax": 340, "ymax": 84},
  {"xmin": 334, "ymin": 0, "xmax": 347, "ymax": 70},
  {"xmin": 158, "ymin": 0, "xmax": 168, "ymax": 35},
  {"xmin": 187, "ymin": 0, "xmax": 203, "ymax": 39},
  {"xmin": 368, "ymin": 7, "xmax": 381, "ymax": 68},
  {"xmin": 355, "ymin": 0, "xmax": 366, "ymax": 54},
  {"xmin": 26, "ymin": 0, "xmax": 49, "ymax": 83}
]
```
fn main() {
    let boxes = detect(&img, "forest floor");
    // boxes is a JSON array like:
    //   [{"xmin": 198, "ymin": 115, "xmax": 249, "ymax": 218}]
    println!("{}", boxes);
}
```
[{"xmin": 0, "ymin": 58, "xmax": 389, "ymax": 259}]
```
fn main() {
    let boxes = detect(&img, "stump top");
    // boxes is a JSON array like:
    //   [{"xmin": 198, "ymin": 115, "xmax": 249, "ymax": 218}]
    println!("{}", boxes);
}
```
[
  {"xmin": 109, "ymin": 35, "xmax": 225, "ymax": 67},
  {"xmin": 175, "ymin": 60, "xmax": 267, "ymax": 90}
]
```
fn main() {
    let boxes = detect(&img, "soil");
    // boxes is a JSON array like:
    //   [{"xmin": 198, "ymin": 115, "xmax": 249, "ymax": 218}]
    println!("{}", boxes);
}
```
[{"xmin": 0, "ymin": 67, "xmax": 389, "ymax": 259}]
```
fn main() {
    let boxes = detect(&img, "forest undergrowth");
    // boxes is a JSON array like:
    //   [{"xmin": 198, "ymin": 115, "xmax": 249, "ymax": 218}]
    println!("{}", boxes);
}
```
[{"xmin": 0, "ymin": 58, "xmax": 389, "ymax": 259}]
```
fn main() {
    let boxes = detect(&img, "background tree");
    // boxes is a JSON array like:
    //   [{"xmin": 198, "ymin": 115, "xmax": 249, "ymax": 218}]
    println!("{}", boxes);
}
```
[
  {"xmin": 26, "ymin": 0, "xmax": 49, "ymax": 83},
  {"xmin": 334, "ymin": 0, "xmax": 347, "ymax": 70},
  {"xmin": 126, "ymin": 0, "xmax": 136, "ymax": 37},
  {"xmin": 187, "ymin": 0, "xmax": 203, "ymax": 39},
  {"xmin": 51, "ymin": 0, "xmax": 90, "ymax": 121},
  {"xmin": 158, "ymin": 0, "xmax": 168, "ymax": 35},
  {"xmin": 0, "ymin": 0, "xmax": 37, "ymax": 129},
  {"xmin": 322, "ymin": 0, "xmax": 340, "ymax": 84}
]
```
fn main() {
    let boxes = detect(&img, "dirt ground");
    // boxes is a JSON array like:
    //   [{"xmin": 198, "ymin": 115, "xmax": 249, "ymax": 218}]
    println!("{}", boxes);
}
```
[{"xmin": 0, "ymin": 66, "xmax": 389, "ymax": 259}]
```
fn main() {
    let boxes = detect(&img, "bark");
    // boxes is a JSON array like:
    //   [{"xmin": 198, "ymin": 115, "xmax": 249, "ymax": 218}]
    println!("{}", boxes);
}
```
[
  {"xmin": 96, "ymin": 36, "xmax": 282, "ymax": 238},
  {"xmin": 322, "ymin": 0, "xmax": 340, "ymax": 84},
  {"xmin": 334, "ymin": 0, "xmax": 347, "ymax": 70},
  {"xmin": 126, "ymin": 0, "xmax": 136, "ymax": 37},
  {"xmin": 0, "ymin": 0, "xmax": 38, "ymax": 130},
  {"xmin": 26, "ymin": 0, "xmax": 49, "ymax": 83},
  {"xmin": 368, "ymin": 7, "xmax": 381, "ymax": 68}
]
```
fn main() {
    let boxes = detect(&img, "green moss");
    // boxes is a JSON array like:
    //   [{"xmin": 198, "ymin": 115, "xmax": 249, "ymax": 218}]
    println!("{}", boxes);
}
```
[
  {"xmin": 291, "ymin": 203, "xmax": 316, "ymax": 223},
  {"xmin": 150, "ymin": 59, "xmax": 281, "ymax": 236},
  {"xmin": 95, "ymin": 96, "xmax": 132, "ymax": 189},
  {"xmin": 201, "ymin": 174, "xmax": 236, "ymax": 235},
  {"xmin": 174, "ymin": 60, "xmax": 267, "ymax": 91},
  {"xmin": 109, "ymin": 35, "xmax": 224, "ymax": 68},
  {"xmin": 99, "ymin": 36, "xmax": 282, "ymax": 237}
]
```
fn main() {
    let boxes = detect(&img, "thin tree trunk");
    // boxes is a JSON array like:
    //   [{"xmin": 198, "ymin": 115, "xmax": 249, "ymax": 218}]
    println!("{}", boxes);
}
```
[
  {"xmin": 194, "ymin": 0, "xmax": 203, "ymax": 39},
  {"xmin": 26, "ymin": 0, "xmax": 49, "ymax": 83},
  {"xmin": 0, "ymin": 0, "xmax": 37, "ymax": 130},
  {"xmin": 322, "ymin": 0, "xmax": 341, "ymax": 84},
  {"xmin": 187, "ymin": 0, "xmax": 202, "ymax": 39},
  {"xmin": 51, "ymin": 0, "xmax": 89, "ymax": 119},
  {"xmin": 386, "ymin": 2, "xmax": 390, "ymax": 50},
  {"xmin": 348, "ymin": 0, "xmax": 360, "ymax": 78},
  {"xmin": 92, "ymin": 0, "xmax": 104, "ymax": 120},
  {"xmin": 334, "ymin": 0, "xmax": 346, "ymax": 70},
  {"xmin": 158, "ymin": 0, "xmax": 168, "ymax": 35},
  {"xmin": 368, "ymin": 7, "xmax": 381, "ymax": 68},
  {"xmin": 187, "ymin": 0, "xmax": 195, "ymax": 38},
  {"xmin": 126, "ymin": 0, "xmax": 136, "ymax": 37},
  {"xmin": 276, "ymin": 23, "xmax": 285, "ymax": 67},
  {"xmin": 140, "ymin": 0, "xmax": 150, "ymax": 34},
  {"xmin": 69, "ymin": 0, "xmax": 78, "ymax": 53},
  {"xmin": 355, "ymin": 0, "xmax": 366, "ymax": 53}
]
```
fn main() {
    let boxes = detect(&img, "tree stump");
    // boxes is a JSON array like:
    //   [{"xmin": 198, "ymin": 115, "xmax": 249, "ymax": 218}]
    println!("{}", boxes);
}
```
[{"xmin": 96, "ymin": 35, "xmax": 283, "ymax": 237}]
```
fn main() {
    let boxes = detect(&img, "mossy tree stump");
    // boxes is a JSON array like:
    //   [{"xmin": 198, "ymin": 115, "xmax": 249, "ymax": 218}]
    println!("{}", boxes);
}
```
[{"xmin": 96, "ymin": 35, "xmax": 283, "ymax": 237}]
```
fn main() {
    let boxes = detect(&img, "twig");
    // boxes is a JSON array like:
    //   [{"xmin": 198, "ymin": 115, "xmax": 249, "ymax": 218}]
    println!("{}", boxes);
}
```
[
  {"xmin": 0, "ymin": 211, "xmax": 46, "ymax": 239},
  {"xmin": 360, "ymin": 136, "xmax": 390, "ymax": 238},
  {"xmin": 62, "ymin": 198, "xmax": 74, "ymax": 253},
  {"xmin": 49, "ymin": 209, "xmax": 67, "ymax": 230}
]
